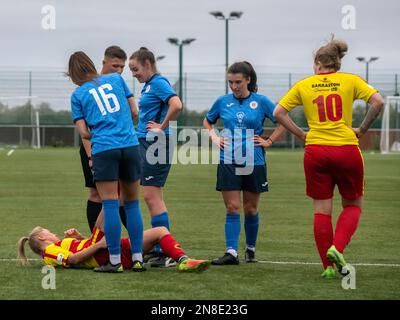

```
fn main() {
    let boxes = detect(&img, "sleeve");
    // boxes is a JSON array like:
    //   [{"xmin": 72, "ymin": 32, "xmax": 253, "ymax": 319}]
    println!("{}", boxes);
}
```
[
  {"xmin": 71, "ymin": 93, "xmax": 84, "ymax": 123},
  {"xmin": 205, "ymin": 98, "xmax": 221, "ymax": 124},
  {"xmin": 278, "ymin": 82, "xmax": 302, "ymax": 111},
  {"xmin": 153, "ymin": 78, "xmax": 177, "ymax": 104},
  {"xmin": 353, "ymin": 75, "xmax": 378, "ymax": 102},
  {"xmin": 42, "ymin": 245, "xmax": 72, "ymax": 267},
  {"xmin": 261, "ymin": 96, "xmax": 277, "ymax": 124},
  {"xmin": 118, "ymin": 74, "xmax": 134, "ymax": 99}
]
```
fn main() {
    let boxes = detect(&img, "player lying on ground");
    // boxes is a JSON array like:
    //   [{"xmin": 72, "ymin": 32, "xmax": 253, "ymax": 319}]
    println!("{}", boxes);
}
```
[{"xmin": 17, "ymin": 212, "xmax": 211, "ymax": 273}]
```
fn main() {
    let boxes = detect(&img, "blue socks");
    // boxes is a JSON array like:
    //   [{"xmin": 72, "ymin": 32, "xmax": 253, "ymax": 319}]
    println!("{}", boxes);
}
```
[
  {"xmin": 151, "ymin": 211, "xmax": 170, "ymax": 253},
  {"xmin": 124, "ymin": 200, "xmax": 144, "ymax": 257},
  {"xmin": 103, "ymin": 200, "xmax": 121, "ymax": 262},
  {"xmin": 244, "ymin": 213, "xmax": 259, "ymax": 249},
  {"xmin": 225, "ymin": 213, "xmax": 241, "ymax": 253}
]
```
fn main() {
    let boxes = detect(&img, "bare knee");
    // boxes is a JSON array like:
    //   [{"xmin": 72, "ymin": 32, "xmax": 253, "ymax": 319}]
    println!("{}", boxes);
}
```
[
  {"xmin": 88, "ymin": 188, "xmax": 101, "ymax": 203},
  {"xmin": 243, "ymin": 204, "xmax": 258, "ymax": 215},
  {"xmin": 226, "ymin": 202, "xmax": 241, "ymax": 213}
]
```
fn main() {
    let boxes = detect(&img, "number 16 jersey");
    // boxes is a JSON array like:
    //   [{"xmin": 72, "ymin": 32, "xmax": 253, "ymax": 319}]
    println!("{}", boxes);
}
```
[
  {"xmin": 279, "ymin": 72, "xmax": 377, "ymax": 146},
  {"xmin": 71, "ymin": 73, "xmax": 138, "ymax": 155}
]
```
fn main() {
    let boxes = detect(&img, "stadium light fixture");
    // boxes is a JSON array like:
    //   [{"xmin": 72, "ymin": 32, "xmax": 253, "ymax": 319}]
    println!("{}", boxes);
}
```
[
  {"xmin": 209, "ymin": 11, "xmax": 244, "ymax": 93},
  {"xmin": 356, "ymin": 56, "xmax": 379, "ymax": 82},
  {"xmin": 209, "ymin": 11, "xmax": 225, "ymax": 20}
]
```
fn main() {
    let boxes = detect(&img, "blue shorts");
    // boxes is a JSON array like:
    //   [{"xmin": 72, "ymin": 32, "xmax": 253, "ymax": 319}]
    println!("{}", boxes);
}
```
[
  {"xmin": 92, "ymin": 146, "xmax": 141, "ymax": 182},
  {"xmin": 138, "ymin": 135, "xmax": 173, "ymax": 187},
  {"xmin": 216, "ymin": 163, "xmax": 268, "ymax": 193}
]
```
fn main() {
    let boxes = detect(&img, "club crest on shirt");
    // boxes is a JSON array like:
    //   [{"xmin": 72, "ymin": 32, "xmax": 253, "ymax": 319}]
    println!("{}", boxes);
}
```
[
  {"xmin": 236, "ymin": 111, "xmax": 245, "ymax": 127},
  {"xmin": 56, "ymin": 253, "xmax": 64, "ymax": 265},
  {"xmin": 145, "ymin": 85, "xmax": 151, "ymax": 93},
  {"xmin": 249, "ymin": 101, "xmax": 258, "ymax": 109}
]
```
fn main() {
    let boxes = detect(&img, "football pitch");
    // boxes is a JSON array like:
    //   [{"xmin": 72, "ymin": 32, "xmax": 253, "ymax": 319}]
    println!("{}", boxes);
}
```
[{"xmin": 0, "ymin": 148, "xmax": 399, "ymax": 300}]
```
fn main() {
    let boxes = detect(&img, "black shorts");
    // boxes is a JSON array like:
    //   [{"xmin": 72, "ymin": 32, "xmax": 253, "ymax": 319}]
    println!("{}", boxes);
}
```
[
  {"xmin": 92, "ymin": 146, "xmax": 141, "ymax": 182},
  {"xmin": 79, "ymin": 144, "xmax": 96, "ymax": 188},
  {"xmin": 216, "ymin": 163, "xmax": 269, "ymax": 193},
  {"xmin": 138, "ymin": 135, "xmax": 173, "ymax": 187}
]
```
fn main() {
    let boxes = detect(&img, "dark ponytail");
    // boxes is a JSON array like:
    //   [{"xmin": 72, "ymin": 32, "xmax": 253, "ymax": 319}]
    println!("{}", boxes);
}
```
[{"xmin": 227, "ymin": 61, "xmax": 258, "ymax": 93}]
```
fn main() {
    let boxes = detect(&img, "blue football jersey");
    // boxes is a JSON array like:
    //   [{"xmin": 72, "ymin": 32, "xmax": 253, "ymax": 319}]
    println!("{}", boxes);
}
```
[
  {"xmin": 71, "ymin": 73, "xmax": 138, "ymax": 155},
  {"xmin": 137, "ymin": 74, "xmax": 177, "ymax": 139},
  {"xmin": 206, "ymin": 92, "xmax": 277, "ymax": 165}
]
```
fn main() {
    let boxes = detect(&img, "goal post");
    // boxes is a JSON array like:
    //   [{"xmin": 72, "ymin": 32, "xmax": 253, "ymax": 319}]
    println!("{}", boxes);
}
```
[{"xmin": 380, "ymin": 96, "xmax": 400, "ymax": 154}]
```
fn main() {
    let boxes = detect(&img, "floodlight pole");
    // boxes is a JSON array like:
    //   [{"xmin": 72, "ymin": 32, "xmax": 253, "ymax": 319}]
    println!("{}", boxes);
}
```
[
  {"xmin": 210, "ymin": 11, "xmax": 243, "ymax": 94},
  {"xmin": 356, "ymin": 57, "xmax": 379, "ymax": 114},
  {"xmin": 179, "ymin": 43, "xmax": 183, "ymax": 102},
  {"xmin": 225, "ymin": 18, "xmax": 229, "ymax": 93}
]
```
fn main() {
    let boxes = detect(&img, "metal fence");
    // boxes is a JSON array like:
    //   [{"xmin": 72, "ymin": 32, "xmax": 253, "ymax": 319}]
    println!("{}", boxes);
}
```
[
  {"xmin": 1, "ymin": 70, "xmax": 399, "ymax": 112},
  {"xmin": 0, "ymin": 125, "xmax": 393, "ymax": 151}
]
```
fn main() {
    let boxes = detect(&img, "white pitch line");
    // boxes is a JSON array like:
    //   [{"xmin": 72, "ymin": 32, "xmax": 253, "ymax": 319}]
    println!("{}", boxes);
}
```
[
  {"xmin": 7, "ymin": 149, "xmax": 15, "ymax": 156},
  {"xmin": 1, "ymin": 258, "xmax": 399, "ymax": 267},
  {"xmin": 257, "ymin": 260, "xmax": 400, "ymax": 267}
]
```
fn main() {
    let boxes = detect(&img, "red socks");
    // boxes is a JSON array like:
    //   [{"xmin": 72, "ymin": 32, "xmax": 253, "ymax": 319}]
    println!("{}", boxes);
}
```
[
  {"xmin": 314, "ymin": 213, "xmax": 334, "ymax": 269},
  {"xmin": 333, "ymin": 205, "xmax": 361, "ymax": 253},
  {"xmin": 159, "ymin": 234, "xmax": 186, "ymax": 261}
]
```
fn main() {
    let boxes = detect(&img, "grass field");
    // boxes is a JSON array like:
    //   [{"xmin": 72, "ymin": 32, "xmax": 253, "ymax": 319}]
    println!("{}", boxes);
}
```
[{"xmin": 0, "ymin": 147, "xmax": 399, "ymax": 300}]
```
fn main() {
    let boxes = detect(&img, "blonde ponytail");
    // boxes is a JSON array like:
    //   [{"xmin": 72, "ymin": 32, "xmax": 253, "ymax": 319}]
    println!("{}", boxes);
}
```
[
  {"xmin": 17, "ymin": 237, "xmax": 30, "ymax": 266},
  {"xmin": 17, "ymin": 227, "xmax": 45, "ymax": 266}
]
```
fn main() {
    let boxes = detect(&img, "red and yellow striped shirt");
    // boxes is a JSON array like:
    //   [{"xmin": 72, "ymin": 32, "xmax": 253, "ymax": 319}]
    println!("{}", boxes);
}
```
[{"xmin": 42, "ymin": 228, "xmax": 102, "ymax": 268}]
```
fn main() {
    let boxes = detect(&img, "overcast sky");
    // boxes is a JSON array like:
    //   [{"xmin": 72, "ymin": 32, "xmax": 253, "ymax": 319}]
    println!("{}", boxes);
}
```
[{"xmin": 1, "ymin": 0, "xmax": 399, "ymax": 74}]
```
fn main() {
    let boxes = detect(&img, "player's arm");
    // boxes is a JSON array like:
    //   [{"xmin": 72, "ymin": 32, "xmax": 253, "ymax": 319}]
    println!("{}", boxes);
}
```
[
  {"xmin": 128, "ymin": 96, "xmax": 138, "ymax": 121},
  {"xmin": 254, "ymin": 124, "xmax": 286, "ymax": 148},
  {"xmin": 64, "ymin": 228, "xmax": 85, "ymax": 240},
  {"xmin": 273, "ymin": 105, "xmax": 307, "ymax": 141},
  {"xmin": 354, "ymin": 92, "xmax": 385, "ymax": 138},
  {"xmin": 66, "ymin": 238, "xmax": 107, "ymax": 265},
  {"xmin": 147, "ymin": 96, "xmax": 182, "ymax": 131},
  {"xmin": 75, "ymin": 119, "xmax": 91, "ymax": 140},
  {"xmin": 203, "ymin": 117, "xmax": 227, "ymax": 149}
]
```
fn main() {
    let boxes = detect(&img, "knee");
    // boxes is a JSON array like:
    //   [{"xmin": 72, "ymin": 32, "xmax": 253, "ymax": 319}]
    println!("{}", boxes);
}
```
[
  {"xmin": 88, "ymin": 188, "xmax": 101, "ymax": 202},
  {"xmin": 243, "ymin": 204, "xmax": 258, "ymax": 215},
  {"xmin": 226, "ymin": 203, "xmax": 241, "ymax": 214}
]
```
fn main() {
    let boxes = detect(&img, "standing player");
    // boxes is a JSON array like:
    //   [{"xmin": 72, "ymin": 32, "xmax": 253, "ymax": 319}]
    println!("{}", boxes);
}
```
[
  {"xmin": 129, "ymin": 47, "xmax": 183, "ymax": 267},
  {"xmin": 273, "ymin": 37, "xmax": 384, "ymax": 278},
  {"xmin": 203, "ymin": 61, "xmax": 285, "ymax": 265},
  {"xmin": 80, "ymin": 45, "xmax": 137, "ymax": 232},
  {"xmin": 69, "ymin": 51, "xmax": 145, "ymax": 272}
]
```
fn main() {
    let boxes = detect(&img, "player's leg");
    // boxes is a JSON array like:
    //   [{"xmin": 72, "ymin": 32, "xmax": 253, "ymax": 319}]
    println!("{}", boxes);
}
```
[
  {"xmin": 79, "ymin": 144, "xmax": 103, "ymax": 232},
  {"xmin": 304, "ymin": 145, "xmax": 335, "ymax": 277},
  {"xmin": 328, "ymin": 146, "xmax": 364, "ymax": 275},
  {"xmin": 241, "ymin": 164, "xmax": 268, "ymax": 263},
  {"xmin": 92, "ymin": 149, "xmax": 123, "ymax": 273},
  {"xmin": 94, "ymin": 180, "xmax": 122, "ymax": 272},
  {"xmin": 212, "ymin": 190, "xmax": 241, "ymax": 265},
  {"xmin": 140, "ymin": 227, "xmax": 211, "ymax": 272},
  {"xmin": 87, "ymin": 188, "xmax": 102, "ymax": 232},
  {"xmin": 120, "ymin": 146, "xmax": 145, "ymax": 271},
  {"xmin": 243, "ymin": 191, "xmax": 260, "ymax": 263},
  {"xmin": 139, "ymin": 136, "xmax": 175, "ymax": 267}
]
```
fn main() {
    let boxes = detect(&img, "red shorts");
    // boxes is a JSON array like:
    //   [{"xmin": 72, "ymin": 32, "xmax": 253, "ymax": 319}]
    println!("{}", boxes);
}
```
[
  {"xmin": 303, "ymin": 145, "xmax": 364, "ymax": 200},
  {"xmin": 90, "ymin": 228, "xmax": 133, "ymax": 270}
]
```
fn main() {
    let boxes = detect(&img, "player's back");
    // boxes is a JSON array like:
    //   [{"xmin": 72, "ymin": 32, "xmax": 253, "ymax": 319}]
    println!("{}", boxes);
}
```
[
  {"xmin": 71, "ymin": 73, "xmax": 138, "ymax": 154},
  {"xmin": 280, "ymin": 72, "xmax": 377, "ymax": 146}
]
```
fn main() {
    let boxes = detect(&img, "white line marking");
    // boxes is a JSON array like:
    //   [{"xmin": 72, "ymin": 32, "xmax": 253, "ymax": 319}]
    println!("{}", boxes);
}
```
[
  {"xmin": 257, "ymin": 260, "xmax": 400, "ymax": 267},
  {"xmin": 1, "ymin": 258, "xmax": 399, "ymax": 267},
  {"xmin": 7, "ymin": 149, "xmax": 14, "ymax": 156}
]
